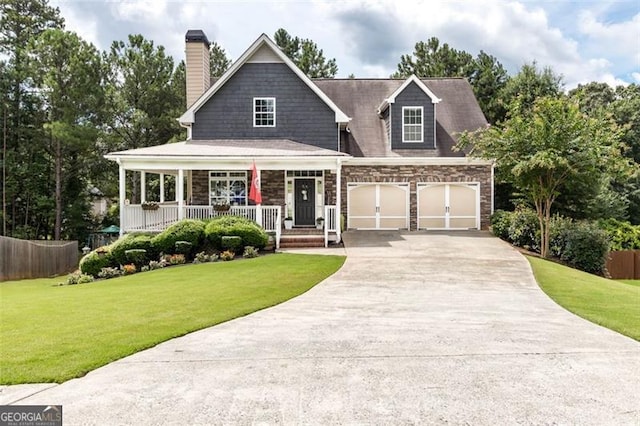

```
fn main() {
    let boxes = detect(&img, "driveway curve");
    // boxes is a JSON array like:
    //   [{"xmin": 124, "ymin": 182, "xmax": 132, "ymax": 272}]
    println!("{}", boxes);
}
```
[{"xmin": 9, "ymin": 231, "xmax": 640, "ymax": 424}]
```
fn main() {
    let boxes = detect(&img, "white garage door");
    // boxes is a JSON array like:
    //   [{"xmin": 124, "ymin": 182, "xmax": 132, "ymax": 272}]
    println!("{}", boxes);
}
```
[
  {"xmin": 417, "ymin": 183, "xmax": 479, "ymax": 230},
  {"xmin": 348, "ymin": 183, "xmax": 409, "ymax": 229}
]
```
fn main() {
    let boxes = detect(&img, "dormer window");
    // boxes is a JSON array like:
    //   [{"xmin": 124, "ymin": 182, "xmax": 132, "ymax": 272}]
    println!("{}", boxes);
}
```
[
  {"xmin": 254, "ymin": 97, "xmax": 276, "ymax": 127},
  {"xmin": 402, "ymin": 106, "xmax": 423, "ymax": 143}
]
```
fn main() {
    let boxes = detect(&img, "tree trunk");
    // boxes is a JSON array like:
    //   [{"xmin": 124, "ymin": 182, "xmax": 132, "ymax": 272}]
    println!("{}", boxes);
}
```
[{"xmin": 54, "ymin": 136, "xmax": 62, "ymax": 240}]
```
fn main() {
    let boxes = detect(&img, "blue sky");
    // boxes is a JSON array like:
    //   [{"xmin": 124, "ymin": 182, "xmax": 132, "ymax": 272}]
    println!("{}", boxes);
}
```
[{"xmin": 51, "ymin": 0, "xmax": 639, "ymax": 89}]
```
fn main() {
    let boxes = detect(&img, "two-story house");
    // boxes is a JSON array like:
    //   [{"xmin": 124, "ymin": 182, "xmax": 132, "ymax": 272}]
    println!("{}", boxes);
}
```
[{"xmin": 105, "ymin": 30, "xmax": 493, "ymax": 248}]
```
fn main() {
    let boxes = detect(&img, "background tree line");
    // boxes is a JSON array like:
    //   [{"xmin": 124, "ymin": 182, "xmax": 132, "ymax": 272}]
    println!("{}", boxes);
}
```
[{"xmin": 1, "ymin": 0, "xmax": 638, "ymax": 247}]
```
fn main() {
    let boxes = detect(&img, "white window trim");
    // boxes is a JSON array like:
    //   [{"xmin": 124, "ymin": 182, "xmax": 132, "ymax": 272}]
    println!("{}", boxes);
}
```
[
  {"xmin": 253, "ymin": 97, "xmax": 276, "ymax": 128},
  {"xmin": 402, "ymin": 106, "xmax": 423, "ymax": 143},
  {"xmin": 209, "ymin": 171, "xmax": 248, "ymax": 206}
]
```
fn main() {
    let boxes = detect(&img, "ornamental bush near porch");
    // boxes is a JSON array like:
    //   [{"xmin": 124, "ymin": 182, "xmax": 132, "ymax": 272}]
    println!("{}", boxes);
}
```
[
  {"xmin": 151, "ymin": 219, "xmax": 206, "ymax": 255},
  {"xmin": 205, "ymin": 216, "xmax": 268, "ymax": 251}
]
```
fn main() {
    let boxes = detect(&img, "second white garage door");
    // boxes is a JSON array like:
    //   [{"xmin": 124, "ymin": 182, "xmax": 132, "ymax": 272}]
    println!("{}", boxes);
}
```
[
  {"xmin": 348, "ymin": 183, "xmax": 409, "ymax": 229},
  {"xmin": 417, "ymin": 183, "xmax": 479, "ymax": 230}
]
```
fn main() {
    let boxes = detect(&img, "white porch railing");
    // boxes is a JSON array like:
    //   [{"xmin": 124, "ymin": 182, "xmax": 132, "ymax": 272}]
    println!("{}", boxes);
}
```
[
  {"xmin": 324, "ymin": 205, "xmax": 340, "ymax": 247},
  {"xmin": 123, "ymin": 204, "xmax": 282, "ymax": 249}
]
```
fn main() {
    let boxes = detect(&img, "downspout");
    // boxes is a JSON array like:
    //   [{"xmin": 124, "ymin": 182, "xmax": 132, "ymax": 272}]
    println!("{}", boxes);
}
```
[{"xmin": 491, "ymin": 161, "xmax": 495, "ymax": 215}]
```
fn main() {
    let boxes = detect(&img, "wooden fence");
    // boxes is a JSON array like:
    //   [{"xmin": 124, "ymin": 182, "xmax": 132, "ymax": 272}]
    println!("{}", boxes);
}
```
[
  {"xmin": 0, "ymin": 236, "xmax": 78, "ymax": 281},
  {"xmin": 606, "ymin": 250, "xmax": 640, "ymax": 280}
]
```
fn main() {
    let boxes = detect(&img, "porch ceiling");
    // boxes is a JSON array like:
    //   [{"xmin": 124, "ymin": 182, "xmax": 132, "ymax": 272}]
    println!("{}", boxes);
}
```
[{"xmin": 105, "ymin": 139, "xmax": 349, "ymax": 171}]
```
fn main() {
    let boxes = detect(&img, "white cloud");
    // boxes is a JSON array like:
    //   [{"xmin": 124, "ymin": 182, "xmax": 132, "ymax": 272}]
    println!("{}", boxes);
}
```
[
  {"xmin": 632, "ymin": 72, "xmax": 640, "ymax": 83},
  {"xmin": 52, "ymin": 0, "xmax": 639, "ymax": 88}
]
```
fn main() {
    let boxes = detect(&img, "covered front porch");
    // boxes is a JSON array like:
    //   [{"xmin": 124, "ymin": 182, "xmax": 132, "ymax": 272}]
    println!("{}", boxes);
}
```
[{"xmin": 105, "ymin": 139, "xmax": 348, "ymax": 249}]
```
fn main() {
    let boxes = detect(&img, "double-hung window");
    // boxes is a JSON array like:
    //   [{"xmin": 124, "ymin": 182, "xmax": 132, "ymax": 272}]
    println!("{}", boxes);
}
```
[
  {"xmin": 402, "ymin": 106, "xmax": 423, "ymax": 143},
  {"xmin": 209, "ymin": 171, "xmax": 247, "ymax": 206},
  {"xmin": 254, "ymin": 97, "xmax": 276, "ymax": 127}
]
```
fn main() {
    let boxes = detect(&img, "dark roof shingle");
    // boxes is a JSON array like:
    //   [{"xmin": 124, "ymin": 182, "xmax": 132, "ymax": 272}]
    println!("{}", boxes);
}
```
[{"xmin": 314, "ymin": 78, "xmax": 487, "ymax": 157}]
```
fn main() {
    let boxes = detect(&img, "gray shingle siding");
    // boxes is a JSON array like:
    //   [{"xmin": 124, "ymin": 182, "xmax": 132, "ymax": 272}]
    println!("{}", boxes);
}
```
[
  {"xmin": 390, "ymin": 82, "xmax": 435, "ymax": 150},
  {"xmin": 192, "ymin": 63, "xmax": 337, "ymax": 151}
]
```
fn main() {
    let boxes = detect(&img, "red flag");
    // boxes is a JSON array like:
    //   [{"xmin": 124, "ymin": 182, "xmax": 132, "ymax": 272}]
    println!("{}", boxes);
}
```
[{"xmin": 249, "ymin": 161, "xmax": 262, "ymax": 204}]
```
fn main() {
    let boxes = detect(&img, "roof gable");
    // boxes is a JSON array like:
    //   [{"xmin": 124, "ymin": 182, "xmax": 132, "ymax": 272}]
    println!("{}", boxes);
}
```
[
  {"xmin": 179, "ymin": 34, "xmax": 350, "ymax": 125},
  {"xmin": 377, "ymin": 75, "xmax": 441, "ymax": 113}
]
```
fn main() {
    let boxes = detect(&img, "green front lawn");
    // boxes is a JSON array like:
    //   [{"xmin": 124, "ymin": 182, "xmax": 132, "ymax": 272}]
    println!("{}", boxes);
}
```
[
  {"xmin": 0, "ymin": 254, "xmax": 345, "ymax": 384},
  {"xmin": 527, "ymin": 256, "xmax": 640, "ymax": 341},
  {"xmin": 619, "ymin": 280, "xmax": 640, "ymax": 287}
]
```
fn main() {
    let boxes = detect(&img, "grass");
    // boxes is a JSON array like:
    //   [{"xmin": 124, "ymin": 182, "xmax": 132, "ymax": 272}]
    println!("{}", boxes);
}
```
[
  {"xmin": 0, "ymin": 253, "xmax": 345, "ymax": 384},
  {"xmin": 618, "ymin": 280, "xmax": 640, "ymax": 287},
  {"xmin": 527, "ymin": 256, "xmax": 640, "ymax": 341}
]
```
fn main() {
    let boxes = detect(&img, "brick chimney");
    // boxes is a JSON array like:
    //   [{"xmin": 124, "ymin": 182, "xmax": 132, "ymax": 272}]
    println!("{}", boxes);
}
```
[{"xmin": 185, "ymin": 30, "xmax": 211, "ymax": 108}]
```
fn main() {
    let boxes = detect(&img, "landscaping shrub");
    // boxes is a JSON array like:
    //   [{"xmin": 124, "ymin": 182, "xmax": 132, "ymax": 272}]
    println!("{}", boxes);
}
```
[
  {"xmin": 220, "ymin": 250, "xmax": 235, "ymax": 261},
  {"xmin": 125, "ymin": 249, "xmax": 147, "ymax": 267},
  {"xmin": 243, "ymin": 246, "xmax": 259, "ymax": 258},
  {"xmin": 110, "ymin": 234, "xmax": 155, "ymax": 266},
  {"xmin": 148, "ymin": 260, "xmax": 167, "ymax": 270},
  {"xmin": 174, "ymin": 241, "xmax": 194, "ymax": 260},
  {"xmin": 548, "ymin": 215, "xmax": 574, "ymax": 258},
  {"xmin": 490, "ymin": 210, "xmax": 513, "ymax": 241},
  {"xmin": 221, "ymin": 236, "xmax": 243, "ymax": 253},
  {"xmin": 98, "ymin": 267, "xmax": 122, "ymax": 279},
  {"xmin": 64, "ymin": 272, "xmax": 95, "ymax": 285},
  {"xmin": 205, "ymin": 215, "xmax": 268, "ymax": 251},
  {"xmin": 122, "ymin": 264, "xmax": 137, "ymax": 275},
  {"xmin": 508, "ymin": 207, "xmax": 540, "ymax": 251},
  {"xmin": 164, "ymin": 254, "xmax": 186, "ymax": 265},
  {"xmin": 561, "ymin": 222, "xmax": 610, "ymax": 275},
  {"xmin": 193, "ymin": 251, "xmax": 218, "ymax": 264},
  {"xmin": 597, "ymin": 218, "xmax": 640, "ymax": 251},
  {"xmin": 152, "ymin": 220, "xmax": 205, "ymax": 255},
  {"xmin": 79, "ymin": 246, "xmax": 114, "ymax": 277}
]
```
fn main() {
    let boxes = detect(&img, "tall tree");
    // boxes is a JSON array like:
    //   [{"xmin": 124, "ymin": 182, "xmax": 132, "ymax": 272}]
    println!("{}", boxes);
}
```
[
  {"xmin": 209, "ymin": 41, "xmax": 231, "ymax": 78},
  {"xmin": 498, "ymin": 62, "xmax": 563, "ymax": 118},
  {"xmin": 274, "ymin": 28, "xmax": 338, "ymax": 78},
  {"xmin": 569, "ymin": 82, "xmax": 640, "ymax": 224},
  {"xmin": 393, "ymin": 37, "xmax": 474, "ymax": 79},
  {"xmin": 30, "ymin": 29, "xmax": 103, "ymax": 240},
  {"xmin": 0, "ymin": 0, "xmax": 64, "ymax": 238},
  {"xmin": 393, "ymin": 38, "xmax": 508, "ymax": 124},
  {"xmin": 103, "ymin": 34, "xmax": 184, "ymax": 202},
  {"xmin": 468, "ymin": 51, "xmax": 509, "ymax": 124},
  {"xmin": 458, "ymin": 97, "xmax": 625, "ymax": 258}
]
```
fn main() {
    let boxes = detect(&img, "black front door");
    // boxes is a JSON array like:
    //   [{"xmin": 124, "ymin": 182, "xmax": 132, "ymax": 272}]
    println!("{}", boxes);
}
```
[{"xmin": 294, "ymin": 179, "xmax": 315, "ymax": 226}]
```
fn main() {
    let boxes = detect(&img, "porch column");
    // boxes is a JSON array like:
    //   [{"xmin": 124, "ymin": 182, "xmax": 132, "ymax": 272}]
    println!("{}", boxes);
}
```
[
  {"xmin": 336, "ymin": 158, "xmax": 342, "ymax": 243},
  {"xmin": 177, "ymin": 169, "xmax": 184, "ymax": 220},
  {"xmin": 140, "ymin": 171, "xmax": 146, "ymax": 203},
  {"xmin": 159, "ymin": 173, "xmax": 165, "ymax": 203},
  {"xmin": 119, "ymin": 164, "xmax": 125, "ymax": 236},
  {"xmin": 255, "ymin": 166, "xmax": 262, "ymax": 227}
]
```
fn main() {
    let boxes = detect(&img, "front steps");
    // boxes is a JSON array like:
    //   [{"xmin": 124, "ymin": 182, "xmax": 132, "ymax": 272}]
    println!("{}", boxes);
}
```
[{"xmin": 279, "ymin": 228, "xmax": 326, "ymax": 248}]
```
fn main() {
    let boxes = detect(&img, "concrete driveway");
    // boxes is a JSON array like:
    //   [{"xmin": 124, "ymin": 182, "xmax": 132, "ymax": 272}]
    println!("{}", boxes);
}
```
[{"xmin": 5, "ymin": 231, "xmax": 640, "ymax": 424}]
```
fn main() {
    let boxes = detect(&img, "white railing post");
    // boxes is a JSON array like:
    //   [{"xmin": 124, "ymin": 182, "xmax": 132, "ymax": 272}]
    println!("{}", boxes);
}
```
[
  {"xmin": 275, "ymin": 206, "xmax": 281, "ymax": 249},
  {"xmin": 336, "ymin": 159, "xmax": 342, "ymax": 243},
  {"xmin": 324, "ymin": 205, "xmax": 329, "ymax": 247},
  {"xmin": 256, "ymin": 205, "xmax": 263, "ymax": 227}
]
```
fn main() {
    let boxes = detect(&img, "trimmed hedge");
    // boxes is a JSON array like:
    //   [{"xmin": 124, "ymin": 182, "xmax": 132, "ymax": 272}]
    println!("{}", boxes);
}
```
[
  {"xmin": 79, "ymin": 246, "xmax": 114, "ymax": 277},
  {"xmin": 561, "ymin": 222, "xmax": 610, "ymax": 274},
  {"xmin": 490, "ymin": 210, "xmax": 512, "ymax": 241},
  {"xmin": 205, "ymin": 216, "xmax": 268, "ymax": 251},
  {"xmin": 125, "ymin": 249, "xmax": 148, "ymax": 267},
  {"xmin": 110, "ymin": 233, "xmax": 155, "ymax": 266},
  {"xmin": 152, "ymin": 220, "xmax": 205, "ymax": 255},
  {"xmin": 507, "ymin": 207, "xmax": 539, "ymax": 251},
  {"xmin": 221, "ymin": 236, "xmax": 243, "ymax": 253}
]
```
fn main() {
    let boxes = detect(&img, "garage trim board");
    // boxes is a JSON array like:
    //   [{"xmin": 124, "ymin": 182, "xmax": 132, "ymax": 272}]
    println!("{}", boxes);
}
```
[
  {"xmin": 417, "ymin": 183, "xmax": 480, "ymax": 230},
  {"xmin": 347, "ymin": 183, "xmax": 409, "ymax": 230}
]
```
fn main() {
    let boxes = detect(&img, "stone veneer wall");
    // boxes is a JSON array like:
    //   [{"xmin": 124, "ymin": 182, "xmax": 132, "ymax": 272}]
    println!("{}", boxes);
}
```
[
  {"xmin": 341, "ymin": 164, "xmax": 492, "ymax": 230},
  {"xmin": 191, "ymin": 170, "xmax": 209, "ymax": 205}
]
